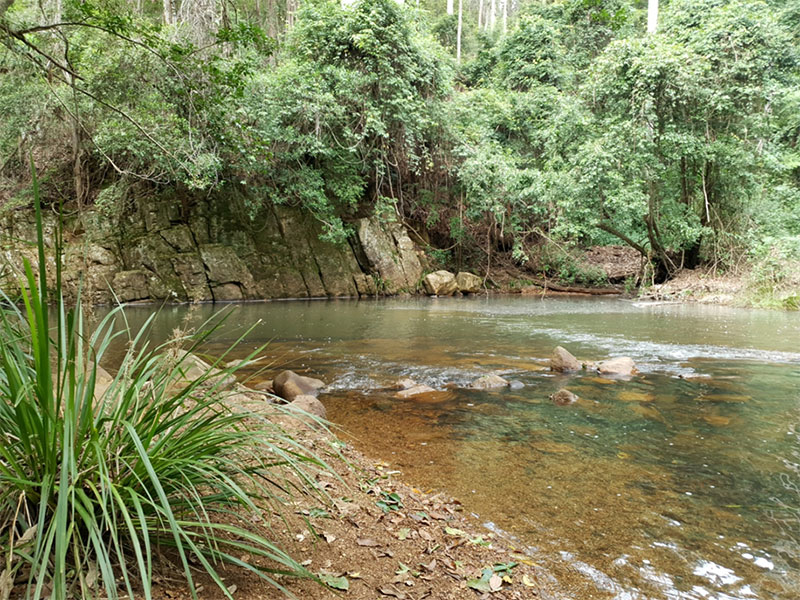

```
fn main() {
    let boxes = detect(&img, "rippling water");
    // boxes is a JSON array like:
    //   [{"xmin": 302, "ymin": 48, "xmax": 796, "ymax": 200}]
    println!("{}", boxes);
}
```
[{"xmin": 109, "ymin": 296, "xmax": 800, "ymax": 599}]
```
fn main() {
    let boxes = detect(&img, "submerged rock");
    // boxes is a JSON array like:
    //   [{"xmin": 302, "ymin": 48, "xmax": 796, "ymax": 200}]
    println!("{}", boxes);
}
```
[
  {"xmin": 597, "ymin": 357, "xmax": 637, "ymax": 377},
  {"xmin": 395, "ymin": 384, "xmax": 436, "ymax": 398},
  {"xmin": 423, "ymin": 270, "xmax": 457, "ymax": 296},
  {"xmin": 455, "ymin": 271, "xmax": 483, "ymax": 294},
  {"xmin": 509, "ymin": 380, "xmax": 525, "ymax": 390},
  {"xmin": 469, "ymin": 374, "xmax": 510, "ymax": 389},
  {"xmin": 394, "ymin": 377, "xmax": 419, "ymax": 390},
  {"xmin": 550, "ymin": 389, "xmax": 579, "ymax": 405},
  {"xmin": 550, "ymin": 346, "xmax": 581, "ymax": 372},
  {"xmin": 273, "ymin": 370, "xmax": 326, "ymax": 402}
]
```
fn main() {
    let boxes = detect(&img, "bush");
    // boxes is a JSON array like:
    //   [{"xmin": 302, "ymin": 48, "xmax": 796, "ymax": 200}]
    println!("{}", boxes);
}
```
[{"xmin": 0, "ymin": 172, "xmax": 330, "ymax": 599}]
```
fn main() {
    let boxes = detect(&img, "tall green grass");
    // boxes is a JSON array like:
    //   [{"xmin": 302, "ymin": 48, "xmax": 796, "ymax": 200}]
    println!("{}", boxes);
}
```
[{"xmin": 0, "ymin": 168, "xmax": 329, "ymax": 599}]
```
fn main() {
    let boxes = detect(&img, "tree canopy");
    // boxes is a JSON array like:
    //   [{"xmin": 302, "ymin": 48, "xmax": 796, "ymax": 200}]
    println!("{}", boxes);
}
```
[{"xmin": 1, "ymin": 0, "xmax": 798, "ymax": 286}]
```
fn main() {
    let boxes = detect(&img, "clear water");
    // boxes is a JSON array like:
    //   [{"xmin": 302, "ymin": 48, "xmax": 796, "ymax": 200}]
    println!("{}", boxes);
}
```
[{"xmin": 111, "ymin": 296, "xmax": 800, "ymax": 599}]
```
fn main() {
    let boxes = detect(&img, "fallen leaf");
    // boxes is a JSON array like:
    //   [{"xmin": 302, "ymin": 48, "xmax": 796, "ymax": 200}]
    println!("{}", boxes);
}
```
[
  {"xmin": 489, "ymin": 573, "xmax": 503, "ymax": 591},
  {"xmin": 397, "ymin": 528, "xmax": 411, "ymax": 540},
  {"xmin": 323, "ymin": 532, "xmax": 336, "ymax": 543},
  {"xmin": 320, "ymin": 574, "xmax": 349, "ymax": 591},
  {"xmin": 466, "ymin": 578, "xmax": 491, "ymax": 593},
  {"xmin": 523, "ymin": 574, "xmax": 536, "ymax": 587},
  {"xmin": 420, "ymin": 559, "xmax": 437, "ymax": 572}
]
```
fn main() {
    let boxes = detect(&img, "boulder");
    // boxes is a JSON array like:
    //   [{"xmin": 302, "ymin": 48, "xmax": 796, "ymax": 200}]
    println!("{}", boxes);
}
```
[
  {"xmin": 455, "ymin": 272, "xmax": 483, "ymax": 294},
  {"xmin": 550, "ymin": 346, "xmax": 581, "ymax": 372},
  {"xmin": 289, "ymin": 394, "xmax": 327, "ymax": 420},
  {"xmin": 469, "ymin": 374, "xmax": 509, "ymax": 389},
  {"xmin": 423, "ymin": 270, "xmax": 457, "ymax": 296},
  {"xmin": 170, "ymin": 350, "xmax": 236, "ymax": 391},
  {"xmin": 394, "ymin": 377, "xmax": 418, "ymax": 390},
  {"xmin": 355, "ymin": 217, "xmax": 423, "ymax": 294},
  {"xmin": 252, "ymin": 379, "xmax": 274, "ymax": 394},
  {"xmin": 395, "ymin": 384, "xmax": 436, "ymax": 398},
  {"xmin": 94, "ymin": 365, "xmax": 114, "ymax": 400},
  {"xmin": 550, "ymin": 389, "xmax": 579, "ymax": 405},
  {"xmin": 273, "ymin": 370, "xmax": 326, "ymax": 402},
  {"xmin": 597, "ymin": 357, "xmax": 637, "ymax": 377}
]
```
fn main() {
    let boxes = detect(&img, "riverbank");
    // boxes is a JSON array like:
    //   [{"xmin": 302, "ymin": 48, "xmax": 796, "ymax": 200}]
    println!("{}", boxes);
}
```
[{"xmin": 164, "ymin": 394, "xmax": 564, "ymax": 600}]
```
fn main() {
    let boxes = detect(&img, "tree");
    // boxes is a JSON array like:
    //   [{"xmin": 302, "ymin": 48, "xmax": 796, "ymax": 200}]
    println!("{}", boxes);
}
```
[
  {"xmin": 456, "ymin": 0, "xmax": 462, "ymax": 61},
  {"xmin": 647, "ymin": 0, "xmax": 658, "ymax": 33}
]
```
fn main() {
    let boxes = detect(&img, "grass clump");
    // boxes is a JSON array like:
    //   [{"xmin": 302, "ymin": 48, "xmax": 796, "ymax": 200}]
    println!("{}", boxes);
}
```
[{"xmin": 0, "ymin": 170, "xmax": 328, "ymax": 599}]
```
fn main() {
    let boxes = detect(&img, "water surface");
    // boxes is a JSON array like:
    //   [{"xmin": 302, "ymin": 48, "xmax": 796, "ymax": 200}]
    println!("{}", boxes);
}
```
[{"xmin": 114, "ymin": 296, "xmax": 800, "ymax": 599}]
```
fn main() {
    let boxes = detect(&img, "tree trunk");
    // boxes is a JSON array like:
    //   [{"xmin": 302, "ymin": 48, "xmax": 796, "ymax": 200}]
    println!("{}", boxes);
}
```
[
  {"xmin": 502, "ymin": 0, "xmax": 507, "ymax": 33},
  {"xmin": 489, "ymin": 0, "xmax": 496, "ymax": 31},
  {"xmin": 162, "ymin": 0, "xmax": 172, "ymax": 25},
  {"xmin": 647, "ymin": 0, "xmax": 658, "ymax": 33},
  {"xmin": 447, "ymin": 0, "xmax": 453, "ymax": 16},
  {"xmin": 456, "ymin": 0, "xmax": 462, "ymax": 62},
  {"xmin": 477, "ymin": 0, "xmax": 483, "ymax": 30}
]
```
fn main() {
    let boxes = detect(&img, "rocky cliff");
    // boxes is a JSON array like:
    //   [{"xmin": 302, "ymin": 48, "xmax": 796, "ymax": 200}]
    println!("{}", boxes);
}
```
[{"xmin": 0, "ymin": 192, "xmax": 425, "ymax": 304}]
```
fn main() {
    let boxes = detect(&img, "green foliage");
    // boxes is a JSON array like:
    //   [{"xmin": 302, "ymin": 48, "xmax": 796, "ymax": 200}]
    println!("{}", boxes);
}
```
[
  {"xmin": 536, "ymin": 245, "xmax": 609, "ymax": 286},
  {"xmin": 0, "ymin": 172, "xmax": 330, "ymax": 598},
  {"xmin": 2, "ymin": 0, "xmax": 800, "ymax": 289}
]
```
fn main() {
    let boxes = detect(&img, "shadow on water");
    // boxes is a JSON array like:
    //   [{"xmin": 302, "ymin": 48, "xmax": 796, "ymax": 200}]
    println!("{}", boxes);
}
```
[{"xmin": 100, "ymin": 296, "xmax": 800, "ymax": 599}]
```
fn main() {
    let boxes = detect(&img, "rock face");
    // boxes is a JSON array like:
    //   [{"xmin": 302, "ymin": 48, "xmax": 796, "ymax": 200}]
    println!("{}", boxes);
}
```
[
  {"xmin": 356, "ymin": 217, "xmax": 423, "ymax": 294},
  {"xmin": 455, "ymin": 272, "xmax": 482, "ymax": 294},
  {"xmin": 550, "ymin": 389, "xmax": 579, "ymax": 405},
  {"xmin": 597, "ymin": 357, "xmax": 637, "ymax": 377},
  {"xmin": 273, "ymin": 370, "xmax": 326, "ymax": 402},
  {"xmin": 550, "ymin": 346, "xmax": 581, "ymax": 372},
  {"xmin": 0, "ymin": 192, "xmax": 428, "ymax": 304},
  {"xmin": 423, "ymin": 270, "xmax": 458, "ymax": 296},
  {"xmin": 288, "ymin": 394, "xmax": 327, "ymax": 420},
  {"xmin": 469, "ymin": 374, "xmax": 509, "ymax": 389}
]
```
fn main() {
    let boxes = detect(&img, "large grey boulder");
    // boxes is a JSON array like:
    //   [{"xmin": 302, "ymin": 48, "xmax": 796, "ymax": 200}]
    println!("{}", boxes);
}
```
[
  {"xmin": 273, "ymin": 370, "xmax": 326, "ymax": 402},
  {"xmin": 423, "ymin": 270, "xmax": 457, "ymax": 296},
  {"xmin": 597, "ymin": 357, "xmax": 637, "ymax": 377},
  {"xmin": 356, "ymin": 217, "xmax": 423, "ymax": 294},
  {"xmin": 456, "ymin": 272, "xmax": 483, "ymax": 294},
  {"xmin": 550, "ymin": 346, "xmax": 581, "ymax": 372}
]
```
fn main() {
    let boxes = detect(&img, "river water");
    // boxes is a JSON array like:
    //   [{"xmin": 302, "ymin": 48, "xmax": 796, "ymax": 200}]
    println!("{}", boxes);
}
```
[{"xmin": 115, "ymin": 296, "xmax": 800, "ymax": 599}]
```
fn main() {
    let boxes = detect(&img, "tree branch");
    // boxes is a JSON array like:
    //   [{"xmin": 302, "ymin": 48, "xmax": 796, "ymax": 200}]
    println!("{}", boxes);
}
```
[{"xmin": 596, "ymin": 221, "xmax": 648, "ymax": 256}]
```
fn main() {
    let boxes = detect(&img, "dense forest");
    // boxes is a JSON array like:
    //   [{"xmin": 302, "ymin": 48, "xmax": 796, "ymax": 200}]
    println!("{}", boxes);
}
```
[{"xmin": 1, "ymin": 0, "xmax": 799, "ymax": 299}]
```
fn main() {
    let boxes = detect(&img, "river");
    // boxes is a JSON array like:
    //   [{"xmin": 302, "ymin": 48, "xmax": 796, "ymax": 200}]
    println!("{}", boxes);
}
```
[{"xmin": 113, "ymin": 296, "xmax": 800, "ymax": 599}]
